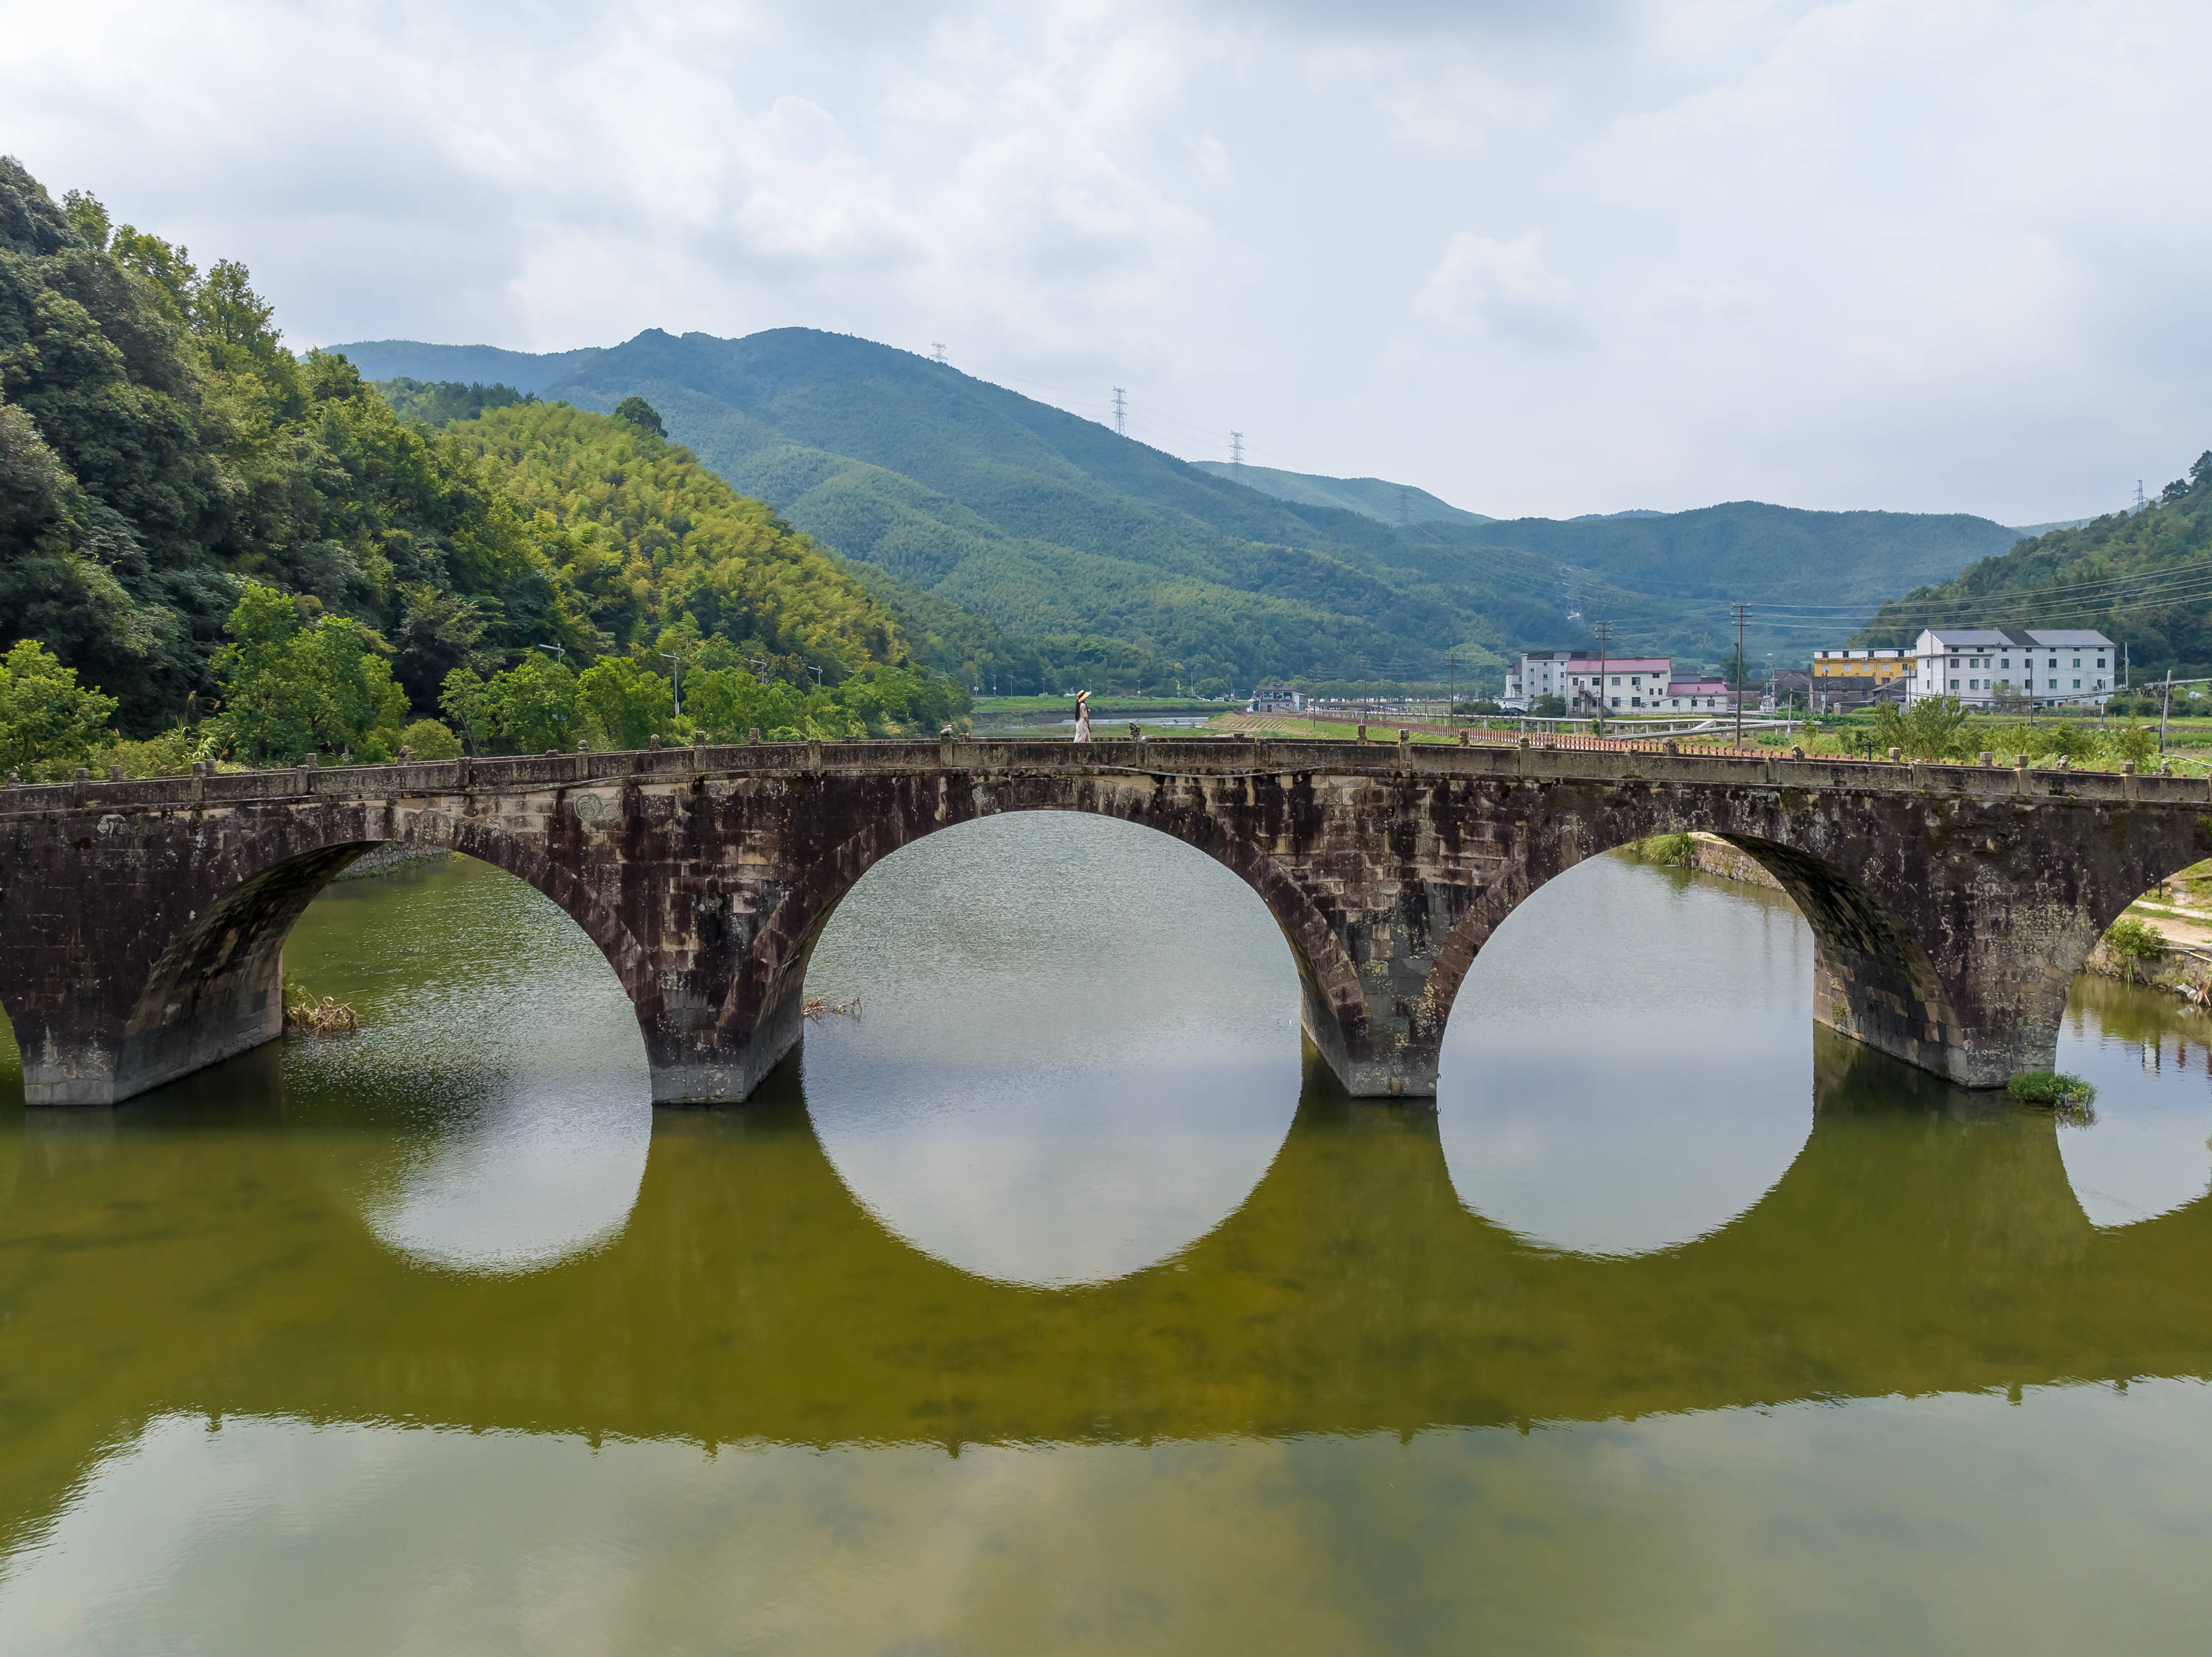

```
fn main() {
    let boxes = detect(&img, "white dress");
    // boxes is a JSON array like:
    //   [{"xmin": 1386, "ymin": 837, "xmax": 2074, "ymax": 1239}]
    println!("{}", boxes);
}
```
[{"xmin": 1072, "ymin": 706, "xmax": 1092, "ymax": 743}]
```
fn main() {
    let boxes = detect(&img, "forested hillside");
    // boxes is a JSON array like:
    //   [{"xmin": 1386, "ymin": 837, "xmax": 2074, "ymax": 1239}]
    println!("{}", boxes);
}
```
[
  {"xmin": 0, "ymin": 159, "xmax": 961, "ymax": 774},
  {"xmin": 1856, "ymin": 454, "xmax": 2212, "ymax": 674},
  {"xmin": 343, "ymin": 327, "xmax": 2034, "ymax": 683}
]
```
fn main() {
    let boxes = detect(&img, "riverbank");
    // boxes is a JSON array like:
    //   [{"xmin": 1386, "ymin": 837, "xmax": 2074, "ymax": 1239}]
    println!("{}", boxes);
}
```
[{"xmin": 334, "ymin": 844, "xmax": 450, "ymax": 880}]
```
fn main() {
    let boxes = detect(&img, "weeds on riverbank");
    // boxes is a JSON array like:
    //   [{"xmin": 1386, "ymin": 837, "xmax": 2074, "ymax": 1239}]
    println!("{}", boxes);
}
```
[
  {"xmin": 1624, "ymin": 833, "xmax": 1694, "ymax": 866},
  {"xmin": 803, "ymin": 996, "xmax": 863, "ymax": 1021}
]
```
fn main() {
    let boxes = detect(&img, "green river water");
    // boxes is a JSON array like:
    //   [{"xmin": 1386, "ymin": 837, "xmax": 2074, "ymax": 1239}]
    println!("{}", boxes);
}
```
[{"xmin": 6, "ymin": 813, "xmax": 2212, "ymax": 1653}]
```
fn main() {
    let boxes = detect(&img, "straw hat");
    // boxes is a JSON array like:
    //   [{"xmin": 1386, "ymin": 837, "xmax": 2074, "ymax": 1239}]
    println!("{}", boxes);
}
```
[{"xmin": 1076, "ymin": 689, "xmax": 1090, "ymax": 704}]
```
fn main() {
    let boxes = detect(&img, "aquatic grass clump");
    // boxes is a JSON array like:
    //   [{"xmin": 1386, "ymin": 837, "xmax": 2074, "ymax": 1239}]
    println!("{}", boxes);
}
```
[
  {"xmin": 802, "ymin": 995, "xmax": 863, "ymax": 1021},
  {"xmin": 2007, "ymin": 1070, "xmax": 2096, "ymax": 1125}
]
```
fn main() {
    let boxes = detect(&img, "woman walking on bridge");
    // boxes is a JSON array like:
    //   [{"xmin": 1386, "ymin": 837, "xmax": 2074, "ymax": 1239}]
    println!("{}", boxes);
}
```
[{"xmin": 1071, "ymin": 689, "xmax": 1093, "ymax": 743}]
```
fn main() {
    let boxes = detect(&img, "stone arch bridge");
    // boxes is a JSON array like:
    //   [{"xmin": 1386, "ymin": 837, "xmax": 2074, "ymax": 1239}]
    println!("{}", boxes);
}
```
[{"xmin": 3, "ymin": 735, "xmax": 2207, "ymax": 1107}]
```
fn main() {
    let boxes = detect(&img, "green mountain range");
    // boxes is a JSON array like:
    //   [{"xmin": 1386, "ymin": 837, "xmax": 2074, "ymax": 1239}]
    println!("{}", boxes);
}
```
[{"xmin": 335, "ymin": 329, "xmax": 2051, "ymax": 686}]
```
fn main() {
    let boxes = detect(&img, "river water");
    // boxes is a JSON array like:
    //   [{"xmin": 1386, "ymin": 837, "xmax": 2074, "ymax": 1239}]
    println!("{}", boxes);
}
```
[{"xmin": 5, "ymin": 816, "xmax": 2212, "ymax": 1653}]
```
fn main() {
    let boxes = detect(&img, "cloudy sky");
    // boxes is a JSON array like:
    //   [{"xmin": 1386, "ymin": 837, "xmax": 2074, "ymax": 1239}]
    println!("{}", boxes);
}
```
[{"xmin": 6, "ymin": 0, "xmax": 2205, "ymax": 521}]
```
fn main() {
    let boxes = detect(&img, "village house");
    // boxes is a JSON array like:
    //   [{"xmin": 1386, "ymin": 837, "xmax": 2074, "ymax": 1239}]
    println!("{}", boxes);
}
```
[{"xmin": 1905, "ymin": 628, "xmax": 2116, "ymax": 709}]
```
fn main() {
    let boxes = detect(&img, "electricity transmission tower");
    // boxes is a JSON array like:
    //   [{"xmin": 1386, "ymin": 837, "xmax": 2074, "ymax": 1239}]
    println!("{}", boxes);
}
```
[
  {"xmin": 1397, "ymin": 485, "xmax": 1411, "ymax": 527},
  {"xmin": 931, "ymin": 343, "xmax": 947, "ymax": 364},
  {"xmin": 2135, "ymin": 479, "xmax": 2148, "ymax": 510},
  {"xmin": 1113, "ymin": 387, "xmax": 1127, "ymax": 436},
  {"xmin": 1230, "ymin": 431, "xmax": 1245, "ymax": 469}
]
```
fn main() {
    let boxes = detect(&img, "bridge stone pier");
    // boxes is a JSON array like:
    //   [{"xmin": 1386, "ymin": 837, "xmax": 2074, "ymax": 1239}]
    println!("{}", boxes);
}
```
[{"xmin": 3, "ymin": 737, "xmax": 2208, "ymax": 1106}]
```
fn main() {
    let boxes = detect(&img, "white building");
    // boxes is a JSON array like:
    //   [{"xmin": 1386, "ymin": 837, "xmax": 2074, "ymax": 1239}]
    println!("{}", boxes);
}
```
[
  {"xmin": 1248, "ymin": 684, "xmax": 1303, "ymax": 713},
  {"xmin": 1502, "ymin": 650, "xmax": 1579, "ymax": 708},
  {"xmin": 1905, "ymin": 628, "xmax": 2116, "ymax": 709},
  {"xmin": 1505, "ymin": 651, "xmax": 1676, "ymax": 712}
]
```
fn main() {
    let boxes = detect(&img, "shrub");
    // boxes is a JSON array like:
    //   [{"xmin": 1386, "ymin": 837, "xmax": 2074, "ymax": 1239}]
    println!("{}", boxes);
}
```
[
  {"xmin": 1872, "ymin": 694, "xmax": 1970, "ymax": 760},
  {"xmin": 2102, "ymin": 916, "xmax": 2166, "ymax": 982},
  {"xmin": 2037, "ymin": 722, "xmax": 2100, "ymax": 762},
  {"xmin": 91, "ymin": 729, "xmax": 201, "ymax": 778},
  {"xmin": 2107, "ymin": 722, "xmax": 2158, "ymax": 768}
]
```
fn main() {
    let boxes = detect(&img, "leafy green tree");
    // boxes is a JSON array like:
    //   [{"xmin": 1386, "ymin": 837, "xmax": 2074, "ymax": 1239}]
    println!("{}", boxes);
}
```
[
  {"xmin": 615, "ymin": 396, "xmax": 666, "ymax": 439},
  {"xmin": 439, "ymin": 667, "xmax": 494, "ymax": 753},
  {"xmin": 1871, "ymin": 695, "xmax": 1970, "ymax": 760},
  {"xmin": 210, "ymin": 583, "xmax": 406, "ymax": 763},
  {"xmin": 485, "ymin": 653, "xmax": 580, "ymax": 752},
  {"xmin": 577, "ymin": 655, "xmax": 676, "ymax": 750},
  {"xmin": 684, "ymin": 667, "xmax": 807, "ymax": 740},
  {"xmin": 0, "ymin": 638, "xmax": 119, "ymax": 777},
  {"xmin": 398, "ymin": 718, "xmax": 462, "ymax": 760}
]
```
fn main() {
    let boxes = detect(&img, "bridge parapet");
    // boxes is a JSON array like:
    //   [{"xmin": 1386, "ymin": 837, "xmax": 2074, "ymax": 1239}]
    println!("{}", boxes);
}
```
[{"xmin": 7, "ymin": 737, "xmax": 2211, "ymax": 816}]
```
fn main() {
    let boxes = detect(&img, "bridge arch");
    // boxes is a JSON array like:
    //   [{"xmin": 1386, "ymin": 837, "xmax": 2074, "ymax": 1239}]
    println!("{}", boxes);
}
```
[
  {"xmin": 702, "ymin": 776, "xmax": 1372, "ymax": 1105},
  {"xmin": 1419, "ymin": 806, "xmax": 1967, "ymax": 1089},
  {"xmin": 107, "ymin": 810, "xmax": 658, "ymax": 1107}
]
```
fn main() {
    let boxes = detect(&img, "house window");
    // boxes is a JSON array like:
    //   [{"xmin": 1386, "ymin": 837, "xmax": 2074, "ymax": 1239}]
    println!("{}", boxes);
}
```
[
  {"xmin": 2097, "ymin": 658, "xmax": 2107, "ymax": 668},
  {"xmin": 1610, "ymin": 697, "xmax": 1621, "ymax": 708},
  {"xmin": 1950, "ymin": 678, "xmax": 1960, "ymax": 689},
  {"xmin": 2048, "ymin": 679, "xmax": 2058, "ymax": 690},
  {"xmin": 2073, "ymin": 679, "xmax": 2081, "ymax": 689}
]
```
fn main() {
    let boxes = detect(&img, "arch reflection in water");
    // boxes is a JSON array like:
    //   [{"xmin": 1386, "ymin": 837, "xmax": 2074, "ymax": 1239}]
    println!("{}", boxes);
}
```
[
  {"xmin": 800, "ymin": 812, "xmax": 1304, "ymax": 1286},
  {"xmin": 2054, "ymin": 976, "xmax": 2212, "ymax": 1228},
  {"xmin": 1439, "ymin": 851, "xmax": 1815, "ymax": 1257},
  {"xmin": 280, "ymin": 854, "xmax": 652, "ymax": 1275}
]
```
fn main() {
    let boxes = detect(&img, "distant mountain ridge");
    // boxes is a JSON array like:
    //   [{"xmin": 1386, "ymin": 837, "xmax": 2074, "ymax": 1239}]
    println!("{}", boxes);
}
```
[
  {"xmin": 1188, "ymin": 461, "xmax": 1492, "ymax": 527},
  {"xmin": 333, "ymin": 328, "xmax": 2040, "ymax": 681}
]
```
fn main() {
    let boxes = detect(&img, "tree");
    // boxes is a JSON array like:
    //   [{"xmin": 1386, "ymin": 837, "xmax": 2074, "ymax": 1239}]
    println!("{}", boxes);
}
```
[
  {"xmin": 577, "ymin": 655, "xmax": 675, "ymax": 750},
  {"xmin": 210, "ymin": 583, "xmax": 407, "ymax": 764},
  {"xmin": 1871, "ymin": 694, "xmax": 1970, "ymax": 760},
  {"xmin": 615, "ymin": 396, "xmax": 666, "ymax": 439},
  {"xmin": 398, "ymin": 718, "xmax": 462, "ymax": 760},
  {"xmin": 485, "ymin": 653, "xmax": 580, "ymax": 753},
  {"xmin": 0, "ymin": 639, "xmax": 119, "ymax": 777},
  {"xmin": 439, "ymin": 667, "xmax": 494, "ymax": 753}
]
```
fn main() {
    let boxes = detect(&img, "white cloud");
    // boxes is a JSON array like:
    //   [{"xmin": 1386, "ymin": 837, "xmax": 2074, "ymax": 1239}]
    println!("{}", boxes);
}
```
[
  {"xmin": 1415, "ymin": 231, "xmax": 1581, "ymax": 347},
  {"xmin": 3, "ymin": 0, "xmax": 2209, "ymax": 520}
]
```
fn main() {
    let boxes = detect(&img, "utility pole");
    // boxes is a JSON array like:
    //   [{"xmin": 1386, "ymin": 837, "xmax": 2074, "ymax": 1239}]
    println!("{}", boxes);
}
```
[
  {"xmin": 1595, "ymin": 619, "xmax": 1610, "ymax": 737},
  {"xmin": 1230, "ymin": 431, "xmax": 1245, "ymax": 470},
  {"xmin": 2162, "ymin": 667, "xmax": 2174, "ymax": 754},
  {"xmin": 1732, "ymin": 602, "xmax": 1749, "ymax": 751},
  {"xmin": 1447, "ymin": 645, "xmax": 1456, "ymax": 729},
  {"xmin": 659, "ymin": 652, "xmax": 684, "ymax": 720},
  {"xmin": 1112, "ymin": 387, "xmax": 1127, "ymax": 436}
]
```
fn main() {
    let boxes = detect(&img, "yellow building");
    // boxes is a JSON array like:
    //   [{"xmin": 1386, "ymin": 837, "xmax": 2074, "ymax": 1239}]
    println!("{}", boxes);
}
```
[{"xmin": 1812, "ymin": 648, "xmax": 1908, "ymax": 683}]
